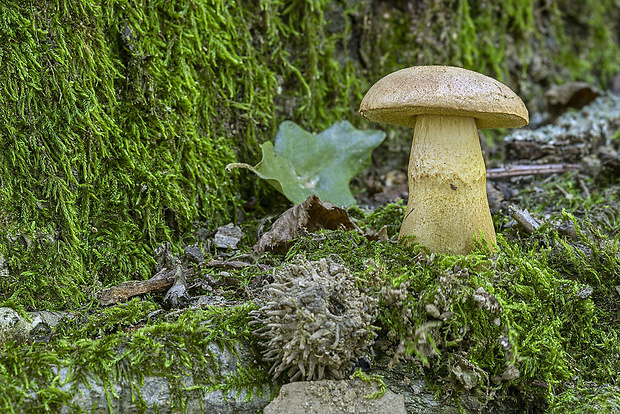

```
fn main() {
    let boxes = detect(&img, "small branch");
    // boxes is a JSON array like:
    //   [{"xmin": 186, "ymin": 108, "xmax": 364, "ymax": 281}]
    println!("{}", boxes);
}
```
[
  {"xmin": 578, "ymin": 178, "xmax": 590, "ymax": 199},
  {"xmin": 509, "ymin": 205, "xmax": 542, "ymax": 235},
  {"xmin": 99, "ymin": 271, "xmax": 176, "ymax": 306},
  {"xmin": 486, "ymin": 164, "xmax": 581, "ymax": 179}
]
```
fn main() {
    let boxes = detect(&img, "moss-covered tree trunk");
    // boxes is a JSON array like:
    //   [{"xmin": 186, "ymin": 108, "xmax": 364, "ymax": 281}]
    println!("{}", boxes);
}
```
[{"xmin": 1, "ymin": 0, "xmax": 619, "ymax": 311}]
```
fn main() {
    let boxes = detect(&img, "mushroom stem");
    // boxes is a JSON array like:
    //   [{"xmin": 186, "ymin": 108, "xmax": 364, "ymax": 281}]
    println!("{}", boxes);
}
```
[{"xmin": 399, "ymin": 114, "xmax": 496, "ymax": 254}]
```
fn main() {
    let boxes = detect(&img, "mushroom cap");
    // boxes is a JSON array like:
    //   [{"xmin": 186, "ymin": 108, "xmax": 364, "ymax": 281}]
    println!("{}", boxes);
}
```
[{"xmin": 359, "ymin": 66, "xmax": 529, "ymax": 130}]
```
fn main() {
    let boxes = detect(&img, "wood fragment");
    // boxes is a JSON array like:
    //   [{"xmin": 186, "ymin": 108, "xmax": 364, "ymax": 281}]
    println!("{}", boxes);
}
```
[
  {"xmin": 163, "ymin": 264, "xmax": 190, "ymax": 309},
  {"xmin": 206, "ymin": 259, "xmax": 271, "ymax": 271},
  {"xmin": 486, "ymin": 164, "xmax": 581, "ymax": 179},
  {"xmin": 509, "ymin": 205, "xmax": 542, "ymax": 235},
  {"xmin": 99, "ymin": 269, "xmax": 176, "ymax": 306},
  {"xmin": 553, "ymin": 184, "xmax": 573, "ymax": 200},
  {"xmin": 578, "ymin": 178, "xmax": 590, "ymax": 199}
]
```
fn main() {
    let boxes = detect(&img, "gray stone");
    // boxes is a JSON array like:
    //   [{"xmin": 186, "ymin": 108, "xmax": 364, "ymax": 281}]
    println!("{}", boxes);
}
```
[
  {"xmin": 0, "ymin": 307, "xmax": 20, "ymax": 332},
  {"xmin": 0, "ymin": 307, "xmax": 31, "ymax": 345},
  {"xmin": 214, "ymin": 223, "xmax": 244, "ymax": 249},
  {"xmin": 52, "ymin": 341, "xmax": 271, "ymax": 414},
  {"xmin": 263, "ymin": 379, "xmax": 406, "ymax": 414},
  {"xmin": 29, "ymin": 310, "xmax": 65, "ymax": 342},
  {"xmin": 0, "ymin": 307, "xmax": 68, "ymax": 345}
]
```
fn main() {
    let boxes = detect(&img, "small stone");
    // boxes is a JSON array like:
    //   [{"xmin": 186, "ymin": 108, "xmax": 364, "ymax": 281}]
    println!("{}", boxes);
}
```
[
  {"xmin": 184, "ymin": 245, "xmax": 204, "ymax": 264},
  {"xmin": 424, "ymin": 303, "xmax": 441, "ymax": 319},
  {"xmin": 577, "ymin": 285, "xmax": 593, "ymax": 299},
  {"xmin": 263, "ymin": 379, "xmax": 406, "ymax": 414},
  {"xmin": 214, "ymin": 223, "xmax": 244, "ymax": 249},
  {"xmin": 0, "ymin": 307, "xmax": 21, "ymax": 345}
]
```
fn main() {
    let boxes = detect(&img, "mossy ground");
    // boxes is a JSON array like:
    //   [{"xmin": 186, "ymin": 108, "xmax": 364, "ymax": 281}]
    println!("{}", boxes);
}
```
[
  {"xmin": 1, "ymin": 175, "xmax": 618, "ymax": 412},
  {"xmin": 2, "ymin": 0, "xmax": 620, "ymax": 412}
]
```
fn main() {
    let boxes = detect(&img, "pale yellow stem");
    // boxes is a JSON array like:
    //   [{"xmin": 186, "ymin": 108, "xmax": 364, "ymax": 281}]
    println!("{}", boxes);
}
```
[{"xmin": 399, "ymin": 114, "xmax": 496, "ymax": 254}]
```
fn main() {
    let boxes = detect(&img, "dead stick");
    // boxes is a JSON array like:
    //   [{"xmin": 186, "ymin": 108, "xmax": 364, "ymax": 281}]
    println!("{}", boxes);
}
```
[
  {"xmin": 509, "ymin": 205, "xmax": 542, "ymax": 235},
  {"xmin": 486, "ymin": 164, "xmax": 581, "ymax": 179}
]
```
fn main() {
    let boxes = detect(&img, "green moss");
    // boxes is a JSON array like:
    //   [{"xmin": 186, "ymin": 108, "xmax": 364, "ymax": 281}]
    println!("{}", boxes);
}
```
[
  {"xmin": 350, "ymin": 368, "xmax": 387, "ymax": 399},
  {"xmin": 354, "ymin": 200, "xmax": 405, "ymax": 238},
  {"xmin": 0, "ymin": 300, "xmax": 268, "ymax": 413},
  {"xmin": 2, "ymin": 2, "xmax": 620, "ymax": 409},
  {"xmin": 262, "ymin": 201, "xmax": 618, "ymax": 411},
  {"xmin": 2, "ymin": 0, "xmax": 620, "ymax": 311},
  {"xmin": 363, "ymin": 0, "xmax": 619, "ymax": 88},
  {"xmin": 0, "ymin": 0, "xmax": 364, "ymax": 310},
  {"xmin": 550, "ymin": 385, "xmax": 620, "ymax": 414},
  {"xmin": 1, "ymin": 201, "xmax": 618, "ymax": 411}
]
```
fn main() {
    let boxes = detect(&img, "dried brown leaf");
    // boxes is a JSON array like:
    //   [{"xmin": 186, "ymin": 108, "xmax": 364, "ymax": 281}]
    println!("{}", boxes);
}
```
[{"xmin": 254, "ymin": 195, "xmax": 360, "ymax": 254}]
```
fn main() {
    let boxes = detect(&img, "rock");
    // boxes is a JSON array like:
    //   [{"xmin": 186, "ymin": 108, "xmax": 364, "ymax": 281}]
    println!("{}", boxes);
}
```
[
  {"xmin": 214, "ymin": 223, "xmax": 244, "ymax": 249},
  {"xmin": 263, "ymin": 379, "xmax": 406, "ymax": 414},
  {"xmin": 54, "ymin": 342, "xmax": 271, "ymax": 414},
  {"xmin": 183, "ymin": 245, "xmax": 204, "ymax": 264},
  {"xmin": 0, "ymin": 307, "xmax": 23, "ymax": 345},
  {"xmin": 545, "ymin": 82, "xmax": 601, "ymax": 120},
  {"xmin": 28, "ymin": 310, "xmax": 65, "ymax": 342},
  {"xmin": 0, "ymin": 307, "xmax": 66, "ymax": 345}
]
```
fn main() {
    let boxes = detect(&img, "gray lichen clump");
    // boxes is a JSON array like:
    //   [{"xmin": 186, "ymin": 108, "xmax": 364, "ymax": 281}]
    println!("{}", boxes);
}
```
[{"xmin": 251, "ymin": 258, "xmax": 378, "ymax": 381}]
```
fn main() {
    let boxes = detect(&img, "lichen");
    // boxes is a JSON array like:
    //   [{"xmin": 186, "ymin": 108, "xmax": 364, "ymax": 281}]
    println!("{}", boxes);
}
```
[{"xmin": 251, "ymin": 257, "xmax": 378, "ymax": 381}]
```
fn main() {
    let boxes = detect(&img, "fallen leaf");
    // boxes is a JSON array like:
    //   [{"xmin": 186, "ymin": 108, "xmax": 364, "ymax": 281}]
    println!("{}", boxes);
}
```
[
  {"xmin": 227, "ymin": 121, "xmax": 385, "ymax": 207},
  {"xmin": 255, "ymin": 195, "xmax": 360, "ymax": 253}
]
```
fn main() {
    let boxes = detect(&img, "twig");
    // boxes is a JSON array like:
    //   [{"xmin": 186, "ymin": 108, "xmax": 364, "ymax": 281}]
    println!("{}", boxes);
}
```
[
  {"xmin": 553, "ymin": 184, "xmax": 573, "ymax": 200},
  {"xmin": 486, "ymin": 164, "xmax": 581, "ymax": 179},
  {"xmin": 578, "ymin": 178, "xmax": 590, "ymax": 199},
  {"xmin": 99, "ymin": 270, "xmax": 176, "ymax": 306},
  {"xmin": 509, "ymin": 205, "xmax": 542, "ymax": 235}
]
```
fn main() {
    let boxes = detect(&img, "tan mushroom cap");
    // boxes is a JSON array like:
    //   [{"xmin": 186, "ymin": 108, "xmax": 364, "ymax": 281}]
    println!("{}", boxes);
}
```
[{"xmin": 359, "ymin": 66, "xmax": 529, "ymax": 130}]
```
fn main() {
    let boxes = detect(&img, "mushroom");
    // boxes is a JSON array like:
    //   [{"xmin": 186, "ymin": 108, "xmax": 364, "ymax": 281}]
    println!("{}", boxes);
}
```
[{"xmin": 359, "ymin": 66, "xmax": 528, "ymax": 254}]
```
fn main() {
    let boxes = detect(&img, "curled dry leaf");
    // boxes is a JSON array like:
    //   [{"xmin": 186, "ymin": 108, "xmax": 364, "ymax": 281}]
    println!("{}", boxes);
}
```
[{"xmin": 255, "ymin": 195, "xmax": 360, "ymax": 254}]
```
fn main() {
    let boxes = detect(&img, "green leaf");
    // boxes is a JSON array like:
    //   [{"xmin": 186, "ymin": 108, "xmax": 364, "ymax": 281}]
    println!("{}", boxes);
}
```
[{"xmin": 227, "ymin": 121, "xmax": 385, "ymax": 207}]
